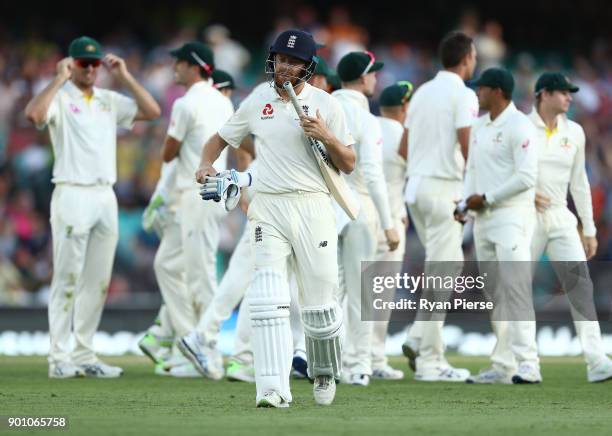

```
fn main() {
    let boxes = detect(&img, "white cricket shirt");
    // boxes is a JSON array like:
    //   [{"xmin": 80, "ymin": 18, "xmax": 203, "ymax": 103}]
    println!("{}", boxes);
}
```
[
  {"xmin": 464, "ymin": 102, "xmax": 537, "ymax": 208},
  {"xmin": 529, "ymin": 110, "xmax": 596, "ymax": 236},
  {"xmin": 405, "ymin": 71, "xmax": 479, "ymax": 180},
  {"xmin": 378, "ymin": 116, "xmax": 407, "ymax": 221},
  {"xmin": 167, "ymin": 80, "xmax": 234, "ymax": 190},
  {"xmin": 218, "ymin": 82, "xmax": 353, "ymax": 194},
  {"xmin": 41, "ymin": 80, "xmax": 137, "ymax": 185}
]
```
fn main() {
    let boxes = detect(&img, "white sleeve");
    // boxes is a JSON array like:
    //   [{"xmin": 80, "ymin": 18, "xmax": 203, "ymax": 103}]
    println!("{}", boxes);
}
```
[
  {"xmin": 326, "ymin": 96, "xmax": 354, "ymax": 146},
  {"xmin": 455, "ymin": 89, "xmax": 479, "ymax": 129},
  {"xmin": 569, "ymin": 126, "xmax": 596, "ymax": 237},
  {"xmin": 167, "ymin": 99, "xmax": 191, "ymax": 142},
  {"xmin": 36, "ymin": 95, "xmax": 60, "ymax": 130},
  {"xmin": 218, "ymin": 96, "xmax": 252, "ymax": 148},
  {"xmin": 486, "ymin": 120, "xmax": 538, "ymax": 205},
  {"xmin": 360, "ymin": 114, "xmax": 393, "ymax": 230},
  {"xmin": 113, "ymin": 92, "xmax": 138, "ymax": 130}
]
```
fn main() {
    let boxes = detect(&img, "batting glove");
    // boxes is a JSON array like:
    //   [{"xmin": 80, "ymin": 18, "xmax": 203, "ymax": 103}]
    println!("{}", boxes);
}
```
[{"xmin": 199, "ymin": 169, "xmax": 252, "ymax": 212}]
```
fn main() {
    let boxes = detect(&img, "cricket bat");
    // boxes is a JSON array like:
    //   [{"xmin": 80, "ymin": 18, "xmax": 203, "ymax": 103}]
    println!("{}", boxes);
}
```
[{"xmin": 283, "ymin": 81, "xmax": 360, "ymax": 220}]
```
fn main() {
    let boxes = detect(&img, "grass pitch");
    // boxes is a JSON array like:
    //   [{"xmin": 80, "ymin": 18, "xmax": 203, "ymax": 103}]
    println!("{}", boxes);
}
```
[{"xmin": 1, "ymin": 356, "xmax": 611, "ymax": 436}]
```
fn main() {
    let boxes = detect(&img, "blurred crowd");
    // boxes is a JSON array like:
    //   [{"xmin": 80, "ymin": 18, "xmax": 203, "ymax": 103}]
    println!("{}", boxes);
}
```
[{"xmin": 1, "ymin": 5, "xmax": 611, "ymax": 307}]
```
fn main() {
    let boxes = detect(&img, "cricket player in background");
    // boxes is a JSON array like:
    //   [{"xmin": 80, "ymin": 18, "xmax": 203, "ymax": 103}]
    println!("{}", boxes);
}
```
[
  {"xmin": 24, "ymin": 36, "xmax": 160, "ymax": 378},
  {"xmin": 460, "ymin": 68, "xmax": 541, "ymax": 384},
  {"xmin": 371, "ymin": 81, "xmax": 414, "ymax": 380},
  {"xmin": 529, "ymin": 72, "xmax": 612, "ymax": 383},
  {"xmin": 333, "ymin": 51, "xmax": 399, "ymax": 387},
  {"xmin": 193, "ymin": 29, "xmax": 355, "ymax": 408},
  {"xmin": 401, "ymin": 31, "xmax": 478, "ymax": 381}
]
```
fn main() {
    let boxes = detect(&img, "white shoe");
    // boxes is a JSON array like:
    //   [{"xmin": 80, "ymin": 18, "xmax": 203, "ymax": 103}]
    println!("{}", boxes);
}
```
[
  {"xmin": 78, "ymin": 361, "xmax": 123, "ymax": 378},
  {"xmin": 168, "ymin": 362, "xmax": 203, "ymax": 378},
  {"xmin": 402, "ymin": 337, "xmax": 420, "ymax": 372},
  {"xmin": 226, "ymin": 360, "xmax": 255, "ymax": 383},
  {"xmin": 256, "ymin": 391, "xmax": 289, "ymax": 408},
  {"xmin": 511, "ymin": 363, "xmax": 542, "ymax": 384},
  {"xmin": 178, "ymin": 332, "xmax": 224, "ymax": 380},
  {"xmin": 466, "ymin": 367, "xmax": 512, "ymax": 384},
  {"xmin": 415, "ymin": 365, "xmax": 470, "ymax": 382},
  {"xmin": 587, "ymin": 358, "xmax": 612, "ymax": 383},
  {"xmin": 348, "ymin": 373, "xmax": 370, "ymax": 386},
  {"xmin": 372, "ymin": 364, "xmax": 404, "ymax": 380},
  {"xmin": 48, "ymin": 362, "xmax": 85, "ymax": 379},
  {"xmin": 138, "ymin": 332, "xmax": 172, "ymax": 365},
  {"xmin": 313, "ymin": 375, "xmax": 336, "ymax": 405}
]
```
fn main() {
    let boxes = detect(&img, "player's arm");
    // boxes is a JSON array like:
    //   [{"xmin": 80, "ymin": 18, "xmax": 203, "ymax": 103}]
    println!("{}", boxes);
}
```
[
  {"xmin": 398, "ymin": 128, "xmax": 408, "ymax": 160},
  {"xmin": 568, "ymin": 127, "xmax": 597, "ymax": 258},
  {"xmin": 161, "ymin": 136, "xmax": 182, "ymax": 162},
  {"xmin": 104, "ymin": 54, "xmax": 160, "ymax": 121},
  {"xmin": 455, "ymin": 89, "xmax": 479, "ymax": 161},
  {"xmin": 457, "ymin": 127, "xmax": 471, "ymax": 161},
  {"xmin": 25, "ymin": 57, "xmax": 72, "ymax": 126},
  {"xmin": 196, "ymin": 133, "xmax": 229, "ymax": 182},
  {"xmin": 238, "ymin": 135, "xmax": 256, "ymax": 160}
]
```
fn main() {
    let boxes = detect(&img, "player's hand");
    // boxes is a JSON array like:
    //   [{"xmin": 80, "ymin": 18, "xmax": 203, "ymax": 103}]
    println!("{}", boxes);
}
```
[
  {"xmin": 535, "ymin": 192, "xmax": 551, "ymax": 212},
  {"xmin": 384, "ymin": 228, "xmax": 400, "ymax": 251},
  {"xmin": 56, "ymin": 57, "xmax": 73, "ymax": 81},
  {"xmin": 104, "ymin": 54, "xmax": 130, "ymax": 81},
  {"xmin": 466, "ymin": 194, "xmax": 486, "ymax": 211},
  {"xmin": 581, "ymin": 235, "xmax": 598, "ymax": 260},
  {"xmin": 195, "ymin": 163, "xmax": 217, "ymax": 184},
  {"xmin": 300, "ymin": 109, "xmax": 331, "ymax": 143}
]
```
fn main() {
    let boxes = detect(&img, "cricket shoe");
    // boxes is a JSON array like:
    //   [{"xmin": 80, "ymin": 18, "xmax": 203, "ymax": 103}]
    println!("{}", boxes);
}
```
[
  {"xmin": 168, "ymin": 362, "xmax": 202, "ymax": 378},
  {"xmin": 48, "ymin": 362, "xmax": 85, "ymax": 379},
  {"xmin": 511, "ymin": 363, "xmax": 542, "ymax": 384},
  {"xmin": 587, "ymin": 357, "xmax": 612, "ymax": 383},
  {"xmin": 347, "ymin": 373, "xmax": 370, "ymax": 386},
  {"xmin": 78, "ymin": 360, "xmax": 123, "ymax": 378},
  {"xmin": 226, "ymin": 359, "xmax": 255, "ymax": 383},
  {"xmin": 291, "ymin": 352, "xmax": 309, "ymax": 379},
  {"xmin": 138, "ymin": 332, "xmax": 172, "ymax": 365},
  {"xmin": 178, "ymin": 332, "xmax": 223, "ymax": 380},
  {"xmin": 415, "ymin": 365, "xmax": 470, "ymax": 382},
  {"xmin": 313, "ymin": 375, "xmax": 336, "ymax": 406},
  {"xmin": 402, "ymin": 336, "xmax": 420, "ymax": 372},
  {"xmin": 466, "ymin": 367, "xmax": 512, "ymax": 384},
  {"xmin": 256, "ymin": 391, "xmax": 290, "ymax": 408},
  {"xmin": 372, "ymin": 364, "xmax": 405, "ymax": 380}
]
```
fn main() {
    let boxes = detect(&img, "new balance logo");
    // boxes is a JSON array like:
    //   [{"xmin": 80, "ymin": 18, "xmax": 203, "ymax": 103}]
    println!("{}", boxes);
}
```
[
  {"xmin": 318, "ymin": 241, "xmax": 328, "ymax": 248},
  {"xmin": 255, "ymin": 226, "xmax": 263, "ymax": 243},
  {"xmin": 287, "ymin": 35, "xmax": 297, "ymax": 48}
]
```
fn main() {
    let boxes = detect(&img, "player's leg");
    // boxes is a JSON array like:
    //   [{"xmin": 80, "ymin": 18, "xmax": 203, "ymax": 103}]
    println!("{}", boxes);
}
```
[
  {"xmin": 289, "ymin": 272, "xmax": 307, "ymax": 378},
  {"xmin": 47, "ymin": 186, "xmax": 89, "ymax": 378},
  {"xmin": 72, "ymin": 187, "xmax": 122, "ymax": 377},
  {"xmin": 139, "ymin": 304, "xmax": 175, "ymax": 366},
  {"xmin": 291, "ymin": 193, "xmax": 342, "ymax": 405},
  {"xmin": 226, "ymin": 297, "xmax": 255, "ymax": 383}
]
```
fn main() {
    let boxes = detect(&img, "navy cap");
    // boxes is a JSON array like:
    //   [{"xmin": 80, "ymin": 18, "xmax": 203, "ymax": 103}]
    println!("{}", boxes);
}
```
[
  {"xmin": 212, "ymin": 69, "xmax": 235, "ymax": 90},
  {"xmin": 269, "ymin": 29, "xmax": 317, "ymax": 63},
  {"xmin": 535, "ymin": 72, "xmax": 579, "ymax": 94},
  {"xmin": 170, "ymin": 41, "xmax": 214, "ymax": 73},
  {"xmin": 337, "ymin": 51, "xmax": 384, "ymax": 82},
  {"xmin": 474, "ymin": 68, "xmax": 515, "ymax": 96}
]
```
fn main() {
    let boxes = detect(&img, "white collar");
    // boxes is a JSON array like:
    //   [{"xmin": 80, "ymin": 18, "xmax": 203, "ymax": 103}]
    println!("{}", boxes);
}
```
[
  {"xmin": 332, "ymin": 88, "xmax": 369, "ymax": 111},
  {"xmin": 436, "ymin": 70, "xmax": 465, "ymax": 86},
  {"xmin": 486, "ymin": 101, "xmax": 517, "ymax": 127}
]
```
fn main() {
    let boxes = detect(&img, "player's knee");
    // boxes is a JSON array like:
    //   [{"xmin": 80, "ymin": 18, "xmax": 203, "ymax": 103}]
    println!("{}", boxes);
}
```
[
  {"xmin": 248, "ymin": 268, "xmax": 290, "ymax": 321},
  {"xmin": 301, "ymin": 302, "xmax": 343, "ymax": 339}
]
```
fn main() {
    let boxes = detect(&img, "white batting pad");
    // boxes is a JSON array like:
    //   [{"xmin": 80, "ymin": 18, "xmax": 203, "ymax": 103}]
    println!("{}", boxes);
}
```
[
  {"xmin": 301, "ymin": 303, "xmax": 343, "ymax": 378},
  {"xmin": 249, "ymin": 268, "xmax": 293, "ymax": 404}
]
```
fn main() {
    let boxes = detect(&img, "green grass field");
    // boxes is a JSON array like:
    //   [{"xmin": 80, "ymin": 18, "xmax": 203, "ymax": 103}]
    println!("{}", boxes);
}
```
[{"xmin": 1, "ymin": 356, "xmax": 611, "ymax": 436}]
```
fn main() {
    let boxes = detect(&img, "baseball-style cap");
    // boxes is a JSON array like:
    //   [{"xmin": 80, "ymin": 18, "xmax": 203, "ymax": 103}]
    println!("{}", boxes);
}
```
[
  {"xmin": 269, "ymin": 29, "xmax": 317, "ymax": 63},
  {"xmin": 170, "ymin": 41, "xmax": 215, "ymax": 73},
  {"xmin": 212, "ymin": 69, "xmax": 235, "ymax": 90},
  {"xmin": 379, "ymin": 81, "xmax": 414, "ymax": 107},
  {"xmin": 337, "ymin": 51, "xmax": 384, "ymax": 82},
  {"xmin": 69, "ymin": 36, "xmax": 103, "ymax": 59},
  {"xmin": 535, "ymin": 72, "xmax": 579, "ymax": 94},
  {"xmin": 473, "ymin": 68, "xmax": 515, "ymax": 96}
]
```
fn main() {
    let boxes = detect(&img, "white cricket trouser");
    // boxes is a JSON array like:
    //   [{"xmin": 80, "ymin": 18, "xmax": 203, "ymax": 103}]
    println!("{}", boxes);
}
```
[
  {"xmin": 531, "ymin": 206, "xmax": 607, "ymax": 369},
  {"xmin": 406, "ymin": 177, "xmax": 464, "ymax": 370},
  {"xmin": 48, "ymin": 184, "xmax": 118, "ymax": 365},
  {"xmin": 474, "ymin": 206, "xmax": 539, "ymax": 373},
  {"xmin": 247, "ymin": 191, "xmax": 339, "ymax": 403},
  {"xmin": 337, "ymin": 195, "xmax": 379, "ymax": 376},
  {"xmin": 372, "ymin": 218, "xmax": 406, "ymax": 369}
]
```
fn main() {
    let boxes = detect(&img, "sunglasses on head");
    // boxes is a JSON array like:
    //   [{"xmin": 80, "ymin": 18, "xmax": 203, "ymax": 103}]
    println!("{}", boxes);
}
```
[{"xmin": 75, "ymin": 58, "xmax": 101, "ymax": 68}]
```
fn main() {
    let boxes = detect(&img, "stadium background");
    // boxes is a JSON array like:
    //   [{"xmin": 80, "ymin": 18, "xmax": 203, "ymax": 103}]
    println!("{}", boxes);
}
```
[{"xmin": 1, "ymin": 0, "xmax": 611, "ymax": 355}]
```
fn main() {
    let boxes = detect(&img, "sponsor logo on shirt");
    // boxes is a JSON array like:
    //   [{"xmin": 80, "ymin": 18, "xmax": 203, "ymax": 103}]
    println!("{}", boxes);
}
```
[
  {"xmin": 261, "ymin": 104, "xmax": 274, "ymax": 120},
  {"xmin": 560, "ymin": 137, "xmax": 571, "ymax": 149},
  {"xmin": 98, "ymin": 102, "xmax": 110, "ymax": 112},
  {"xmin": 521, "ymin": 139, "xmax": 530, "ymax": 149},
  {"xmin": 69, "ymin": 103, "xmax": 81, "ymax": 114},
  {"xmin": 493, "ymin": 132, "xmax": 503, "ymax": 143}
]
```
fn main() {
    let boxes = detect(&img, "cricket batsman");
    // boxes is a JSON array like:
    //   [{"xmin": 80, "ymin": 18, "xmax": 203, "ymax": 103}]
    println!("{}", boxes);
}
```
[
  {"xmin": 24, "ymin": 36, "xmax": 160, "ymax": 378},
  {"xmin": 194, "ymin": 29, "xmax": 355, "ymax": 407}
]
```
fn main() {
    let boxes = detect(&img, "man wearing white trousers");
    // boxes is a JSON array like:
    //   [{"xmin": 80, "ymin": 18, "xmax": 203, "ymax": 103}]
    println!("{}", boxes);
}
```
[
  {"xmin": 401, "ymin": 31, "xmax": 478, "ymax": 381},
  {"xmin": 157, "ymin": 41, "xmax": 233, "ymax": 354},
  {"xmin": 371, "ymin": 82, "xmax": 414, "ymax": 380},
  {"xmin": 459, "ymin": 68, "xmax": 541, "ymax": 384},
  {"xmin": 529, "ymin": 72, "xmax": 612, "ymax": 383},
  {"xmin": 25, "ymin": 36, "xmax": 160, "ymax": 378},
  {"xmin": 193, "ymin": 30, "xmax": 355, "ymax": 408},
  {"xmin": 333, "ymin": 51, "xmax": 399, "ymax": 386}
]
